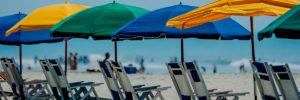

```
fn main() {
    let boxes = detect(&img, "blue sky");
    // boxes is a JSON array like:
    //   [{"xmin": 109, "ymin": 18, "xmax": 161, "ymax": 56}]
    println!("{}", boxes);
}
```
[{"xmin": 1, "ymin": 0, "xmax": 300, "ymax": 73}]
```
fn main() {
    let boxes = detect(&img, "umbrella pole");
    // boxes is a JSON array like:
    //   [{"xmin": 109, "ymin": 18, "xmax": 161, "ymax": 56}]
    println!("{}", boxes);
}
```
[
  {"xmin": 250, "ymin": 16, "xmax": 257, "ymax": 100},
  {"xmin": 64, "ymin": 38, "xmax": 68, "ymax": 76},
  {"xmin": 114, "ymin": 41, "xmax": 118, "ymax": 63},
  {"xmin": 19, "ymin": 44, "xmax": 22, "ymax": 74},
  {"xmin": 181, "ymin": 39, "xmax": 184, "ymax": 64}
]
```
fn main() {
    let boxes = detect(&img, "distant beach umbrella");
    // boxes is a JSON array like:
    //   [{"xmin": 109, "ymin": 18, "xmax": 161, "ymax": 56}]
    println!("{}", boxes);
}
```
[
  {"xmin": 51, "ymin": 2, "xmax": 149, "ymax": 62},
  {"xmin": 259, "ymin": 5, "xmax": 300, "ymax": 40},
  {"xmin": 113, "ymin": 4, "xmax": 250, "ymax": 64},
  {"xmin": 0, "ymin": 13, "xmax": 65, "ymax": 74},
  {"xmin": 166, "ymin": 0, "xmax": 299, "ymax": 99},
  {"xmin": 5, "ymin": 2, "xmax": 89, "ymax": 75}
]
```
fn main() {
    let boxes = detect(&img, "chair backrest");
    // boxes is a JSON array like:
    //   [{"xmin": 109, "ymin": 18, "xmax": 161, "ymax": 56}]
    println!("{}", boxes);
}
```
[
  {"xmin": 0, "ymin": 58, "xmax": 24, "ymax": 86},
  {"xmin": 251, "ymin": 61, "xmax": 280, "ymax": 100},
  {"xmin": 98, "ymin": 61, "xmax": 123, "ymax": 100},
  {"xmin": 39, "ymin": 60, "xmax": 59, "ymax": 88},
  {"xmin": 0, "ymin": 58, "xmax": 14, "ymax": 85},
  {"xmin": 110, "ymin": 62, "xmax": 136, "ymax": 100},
  {"xmin": 270, "ymin": 64, "xmax": 300, "ymax": 100},
  {"xmin": 48, "ymin": 59, "xmax": 70, "ymax": 94},
  {"xmin": 166, "ymin": 63, "xmax": 193, "ymax": 100},
  {"xmin": 184, "ymin": 62, "xmax": 210, "ymax": 100}
]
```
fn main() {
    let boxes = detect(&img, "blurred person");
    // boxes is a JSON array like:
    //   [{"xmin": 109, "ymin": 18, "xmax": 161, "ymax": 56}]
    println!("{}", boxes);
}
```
[
  {"xmin": 201, "ymin": 66, "xmax": 206, "ymax": 73},
  {"xmin": 138, "ymin": 57, "xmax": 145, "ymax": 74},
  {"xmin": 213, "ymin": 64, "xmax": 217, "ymax": 74},
  {"xmin": 74, "ymin": 52, "xmax": 78, "ymax": 70},
  {"xmin": 239, "ymin": 63, "xmax": 247, "ymax": 73}
]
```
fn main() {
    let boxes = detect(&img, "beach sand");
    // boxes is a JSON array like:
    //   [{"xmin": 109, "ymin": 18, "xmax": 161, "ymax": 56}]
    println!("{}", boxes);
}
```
[{"xmin": 2, "ymin": 71, "xmax": 300, "ymax": 100}]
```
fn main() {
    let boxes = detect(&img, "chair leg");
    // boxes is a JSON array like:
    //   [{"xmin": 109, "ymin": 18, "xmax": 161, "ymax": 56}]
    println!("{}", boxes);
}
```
[
  {"xmin": 29, "ymin": 85, "xmax": 47, "ymax": 100},
  {"xmin": 153, "ymin": 91, "xmax": 164, "ymax": 100},
  {"xmin": 44, "ymin": 85, "xmax": 54, "ymax": 100},
  {"xmin": 138, "ymin": 92, "xmax": 151, "ymax": 100},
  {"xmin": 79, "ymin": 89, "xmax": 93, "ymax": 100},
  {"xmin": 0, "ymin": 83, "xmax": 7, "ymax": 100},
  {"xmin": 91, "ymin": 87, "xmax": 100, "ymax": 100}
]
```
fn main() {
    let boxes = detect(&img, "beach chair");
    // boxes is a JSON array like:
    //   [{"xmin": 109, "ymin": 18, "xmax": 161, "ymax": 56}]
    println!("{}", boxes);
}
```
[
  {"xmin": 269, "ymin": 64, "xmax": 300, "ymax": 100},
  {"xmin": 250, "ymin": 61, "xmax": 280, "ymax": 100},
  {"xmin": 98, "ymin": 61, "xmax": 124, "ymax": 100},
  {"xmin": 110, "ymin": 62, "xmax": 170, "ymax": 100},
  {"xmin": 39, "ymin": 60, "xmax": 91, "ymax": 100},
  {"xmin": 166, "ymin": 63, "xmax": 194, "ymax": 100},
  {"xmin": 99, "ymin": 61, "xmax": 153, "ymax": 100},
  {"xmin": 0, "ymin": 58, "xmax": 53, "ymax": 100},
  {"xmin": 47, "ymin": 59, "xmax": 103, "ymax": 100},
  {"xmin": 183, "ymin": 62, "xmax": 249, "ymax": 100}
]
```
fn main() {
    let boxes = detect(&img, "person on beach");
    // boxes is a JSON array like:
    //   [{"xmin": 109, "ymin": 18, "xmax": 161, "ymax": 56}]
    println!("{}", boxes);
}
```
[
  {"xmin": 213, "ymin": 64, "xmax": 217, "ymax": 74},
  {"xmin": 74, "ymin": 52, "xmax": 78, "ymax": 70},
  {"xmin": 103, "ymin": 52, "xmax": 111, "ymax": 62},
  {"xmin": 239, "ymin": 63, "xmax": 246, "ymax": 73},
  {"xmin": 70, "ymin": 53, "xmax": 76, "ymax": 70},
  {"xmin": 138, "ymin": 57, "xmax": 145, "ymax": 73},
  {"xmin": 201, "ymin": 66, "xmax": 206, "ymax": 73},
  {"xmin": 69, "ymin": 53, "xmax": 73, "ymax": 67}
]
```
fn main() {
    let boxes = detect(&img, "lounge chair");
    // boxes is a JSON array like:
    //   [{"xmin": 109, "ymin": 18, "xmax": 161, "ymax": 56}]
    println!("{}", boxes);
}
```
[
  {"xmin": 47, "ymin": 59, "xmax": 103, "ymax": 100},
  {"xmin": 167, "ymin": 62, "xmax": 249, "ymax": 100},
  {"xmin": 0, "ymin": 58, "xmax": 53, "ymax": 100},
  {"xmin": 98, "ymin": 61, "xmax": 124, "ymax": 100},
  {"xmin": 250, "ymin": 61, "xmax": 280, "ymax": 100},
  {"xmin": 269, "ymin": 64, "xmax": 300, "ymax": 100},
  {"xmin": 109, "ymin": 61, "xmax": 170, "ymax": 100},
  {"xmin": 183, "ymin": 62, "xmax": 249, "ymax": 100},
  {"xmin": 39, "ymin": 59, "xmax": 92, "ymax": 100},
  {"xmin": 166, "ymin": 63, "xmax": 194, "ymax": 100}
]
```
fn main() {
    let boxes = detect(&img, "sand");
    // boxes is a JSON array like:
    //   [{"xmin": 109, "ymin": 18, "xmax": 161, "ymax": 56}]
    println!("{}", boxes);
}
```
[{"xmin": 2, "ymin": 71, "xmax": 300, "ymax": 100}]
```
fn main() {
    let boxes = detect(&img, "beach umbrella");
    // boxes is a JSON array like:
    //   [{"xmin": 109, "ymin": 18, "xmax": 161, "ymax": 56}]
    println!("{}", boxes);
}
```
[
  {"xmin": 5, "ymin": 2, "xmax": 89, "ymax": 74},
  {"xmin": 0, "ymin": 13, "xmax": 65, "ymax": 74},
  {"xmin": 166, "ymin": 0, "xmax": 299, "ymax": 99},
  {"xmin": 113, "ymin": 4, "xmax": 250, "ymax": 64},
  {"xmin": 258, "ymin": 5, "xmax": 300, "ymax": 40},
  {"xmin": 51, "ymin": 1, "xmax": 149, "ymax": 62}
]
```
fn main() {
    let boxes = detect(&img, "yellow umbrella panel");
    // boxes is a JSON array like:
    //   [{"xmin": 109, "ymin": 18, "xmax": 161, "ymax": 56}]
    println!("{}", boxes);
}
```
[
  {"xmin": 171, "ymin": 3, "xmax": 292, "ymax": 29},
  {"xmin": 6, "ymin": 2, "xmax": 89, "ymax": 36},
  {"xmin": 167, "ymin": 0, "xmax": 300, "ymax": 29}
]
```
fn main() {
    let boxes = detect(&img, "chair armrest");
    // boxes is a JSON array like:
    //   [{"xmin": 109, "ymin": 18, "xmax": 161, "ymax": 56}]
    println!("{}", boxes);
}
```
[
  {"xmin": 69, "ymin": 81, "xmax": 84, "ymax": 86},
  {"xmin": 25, "ymin": 80, "xmax": 48, "ymax": 85},
  {"xmin": 134, "ymin": 85, "xmax": 160, "ymax": 92},
  {"xmin": 211, "ymin": 92, "xmax": 250, "ymax": 97},
  {"xmin": 208, "ymin": 89, "xmax": 218, "ymax": 92},
  {"xmin": 133, "ymin": 84, "xmax": 145, "ymax": 88},
  {"xmin": 70, "ymin": 82, "xmax": 103, "ymax": 88},
  {"xmin": 135, "ymin": 86, "xmax": 171, "ymax": 93},
  {"xmin": 210, "ymin": 90, "xmax": 232, "ymax": 95}
]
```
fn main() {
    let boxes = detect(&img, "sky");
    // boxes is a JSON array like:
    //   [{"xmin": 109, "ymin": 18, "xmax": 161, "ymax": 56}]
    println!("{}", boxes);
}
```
[{"xmin": 0, "ymin": 0, "xmax": 300, "ymax": 73}]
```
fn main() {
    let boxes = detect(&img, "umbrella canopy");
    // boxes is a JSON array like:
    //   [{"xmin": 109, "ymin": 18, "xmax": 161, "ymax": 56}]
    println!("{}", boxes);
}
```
[
  {"xmin": 0, "ymin": 13, "xmax": 66, "ymax": 74},
  {"xmin": 51, "ymin": 2, "xmax": 149, "ymax": 40},
  {"xmin": 4, "ymin": 2, "xmax": 88, "ymax": 75},
  {"xmin": 258, "ymin": 5, "xmax": 300, "ymax": 40},
  {"xmin": 0, "ymin": 13, "xmax": 64, "ymax": 45},
  {"xmin": 167, "ymin": 0, "xmax": 300, "ymax": 29},
  {"xmin": 6, "ymin": 2, "xmax": 89, "ymax": 36},
  {"xmin": 113, "ymin": 4, "xmax": 250, "ymax": 40}
]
